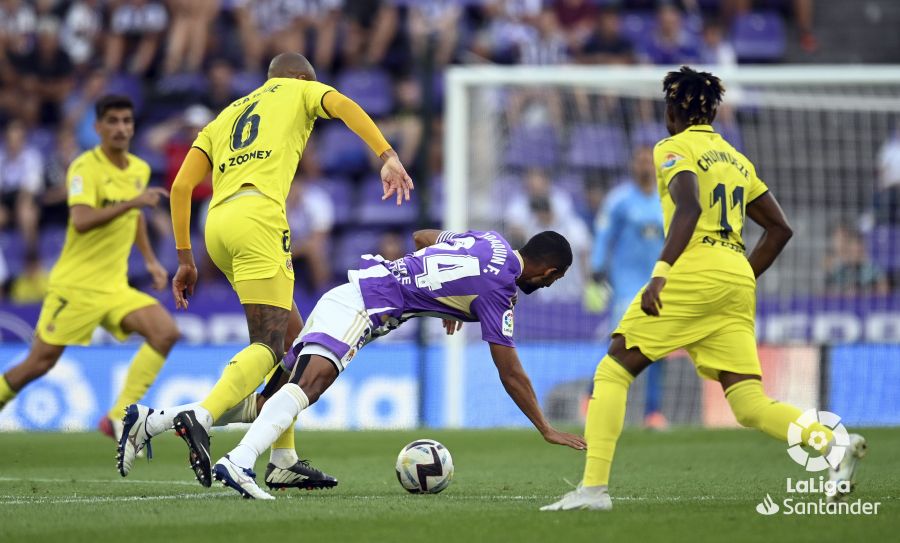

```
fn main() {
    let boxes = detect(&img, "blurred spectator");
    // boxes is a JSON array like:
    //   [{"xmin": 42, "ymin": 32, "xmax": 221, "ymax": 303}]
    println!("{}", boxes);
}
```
[
  {"xmin": 378, "ymin": 230, "xmax": 407, "ymax": 262},
  {"xmin": 639, "ymin": 4, "xmax": 700, "ymax": 65},
  {"xmin": 519, "ymin": 9, "xmax": 569, "ymax": 65},
  {"xmin": 104, "ymin": 0, "xmax": 169, "ymax": 76},
  {"xmin": 60, "ymin": 0, "xmax": 105, "ymax": 70},
  {"xmin": 824, "ymin": 224, "xmax": 889, "ymax": 296},
  {"xmin": 163, "ymin": 0, "xmax": 220, "ymax": 76},
  {"xmin": 41, "ymin": 127, "xmax": 82, "ymax": 226},
  {"xmin": 505, "ymin": 169, "xmax": 576, "ymax": 244},
  {"xmin": 9, "ymin": 248, "xmax": 48, "ymax": 304},
  {"xmin": 286, "ymin": 170, "xmax": 335, "ymax": 294},
  {"xmin": 147, "ymin": 104, "xmax": 214, "ymax": 230},
  {"xmin": 63, "ymin": 67, "xmax": 109, "ymax": 150},
  {"xmin": 575, "ymin": 8, "xmax": 634, "ymax": 65},
  {"xmin": 471, "ymin": 0, "xmax": 543, "ymax": 63},
  {"xmin": 0, "ymin": 120, "xmax": 42, "ymax": 251},
  {"xmin": 551, "ymin": 0, "xmax": 598, "ymax": 51},
  {"xmin": 203, "ymin": 58, "xmax": 242, "ymax": 112},
  {"xmin": 233, "ymin": 0, "xmax": 304, "ymax": 71},
  {"xmin": 875, "ymin": 128, "xmax": 900, "ymax": 225},
  {"xmin": 378, "ymin": 78, "xmax": 423, "ymax": 167},
  {"xmin": 14, "ymin": 18, "xmax": 75, "ymax": 125},
  {"xmin": 341, "ymin": 0, "xmax": 399, "ymax": 69},
  {"xmin": 723, "ymin": 0, "xmax": 817, "ymax": 53},
  {"xmin": 699, "ymin": 19, "xmax": 737, "ymax": 67},
  {"xmin": 408, "ymin": 0, "xmax": 462, "ymax": 66}
]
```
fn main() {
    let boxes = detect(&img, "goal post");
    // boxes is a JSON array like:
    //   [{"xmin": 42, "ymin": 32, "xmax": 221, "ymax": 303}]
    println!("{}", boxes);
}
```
[{"xmin": 443, "ymin": 65, "xmax": 900, "ymax": 429}]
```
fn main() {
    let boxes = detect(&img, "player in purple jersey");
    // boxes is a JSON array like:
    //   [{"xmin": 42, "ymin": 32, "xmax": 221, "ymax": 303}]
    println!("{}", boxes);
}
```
[{"xmin": 208, "ymin": 229, "xmax": 588, "ymax": 499}]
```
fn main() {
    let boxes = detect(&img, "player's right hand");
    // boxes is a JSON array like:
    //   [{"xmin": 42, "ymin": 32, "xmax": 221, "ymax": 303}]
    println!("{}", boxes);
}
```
[
  {"xmin": 442, "ymin": 319, "xmax": 462, "ymax": 335},
  {"xmin": 641, "ymin": 277, "xmax": 666, "ymax": 317},
  {"xmin": 172, "ymin": 262, "xmax": 198, "ymax": 310},
  {"xmin": 380, "ymin": 156, "xmax": 414, "ymax": 206},
  {"xmin": 134, "ymin": 187, "xmax": 169, "ymax": 208},
  {"xmin": 542, "ymin": 428, "xmax": 587, "ymax": 450}
]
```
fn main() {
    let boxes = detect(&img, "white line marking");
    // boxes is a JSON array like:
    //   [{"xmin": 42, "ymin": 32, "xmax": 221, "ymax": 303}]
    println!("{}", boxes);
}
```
[
  {"xmin": 0, "ymin": 492, "xmax": 233, "ymax": 505},
  {"xmin": 0, "ymin": 476, "xmax": 201, "ymax": 486}
]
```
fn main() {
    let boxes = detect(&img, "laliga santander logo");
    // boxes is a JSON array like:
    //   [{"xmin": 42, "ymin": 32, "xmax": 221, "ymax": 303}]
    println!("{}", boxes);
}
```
[{"xmin": 786, "ymin": 409, "xmax": 849, "ymax": 472}]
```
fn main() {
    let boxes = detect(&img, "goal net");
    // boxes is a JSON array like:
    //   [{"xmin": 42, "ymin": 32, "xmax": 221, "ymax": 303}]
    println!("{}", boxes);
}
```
[{"xmin": 440, "ymin": 65, "xmax": 900, "ymax": 430}]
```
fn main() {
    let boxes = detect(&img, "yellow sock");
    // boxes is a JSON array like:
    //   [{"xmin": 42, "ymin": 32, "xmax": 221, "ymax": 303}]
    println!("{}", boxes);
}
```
[
  {"xmin": 107, "ymin": 343, "xmax": 166, "ymax": 420},
  {"xmin": 583, "ymin": 355, "xmax": 634, "ymax": 487},
  {"xmin": 725, "ymin": 379, "xmax": 833, "ymax": 452},
  {"xmin": 0, "ymin": 374, "xmax": 16, "ymax": 406},
  {"xmin": 200, "ymin": 343, "xmax": 277, "ymax": 421}
]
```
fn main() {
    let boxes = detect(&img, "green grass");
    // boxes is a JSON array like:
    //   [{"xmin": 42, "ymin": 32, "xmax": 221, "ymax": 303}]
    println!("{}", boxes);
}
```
[{"xmin": 0, "ymin": 428, "xmax": 897, "ymax": 542}]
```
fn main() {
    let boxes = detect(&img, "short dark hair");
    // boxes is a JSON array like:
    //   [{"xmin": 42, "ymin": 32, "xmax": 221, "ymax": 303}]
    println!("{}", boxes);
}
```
[
  {"xmin": 520, "ymin": 231, "xmax": 572, "ymax": 271},
  {"xmin": 95, "ymin": 94, "xmax": 134, "ymax": 119},
  {"xmin": 663, "ymin": 65, "xmax": 724, "ymax": 126}
]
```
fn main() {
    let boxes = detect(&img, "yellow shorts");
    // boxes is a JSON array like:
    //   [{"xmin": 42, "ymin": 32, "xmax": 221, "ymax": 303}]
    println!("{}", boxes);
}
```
[
  {"xmin": 35, "ymin": 286, "xmax": 158, "ymax": 346},
  {"xmin": 205, "ymin": 189, "xmax": 294, "ymax": 310},
  {"xmin": 613, "ymin": 271, "xmax": 761, "ymax": 381}
]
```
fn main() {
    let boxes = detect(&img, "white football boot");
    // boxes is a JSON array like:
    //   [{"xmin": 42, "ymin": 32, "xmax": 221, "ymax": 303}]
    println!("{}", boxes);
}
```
[
  {"xmin": 827, "ymin": 433, "xmax": 867, "ymax": 503},
  {"xmin": 213, "ymin": 455, "xmax": 275, "ymax": 500},
  {"xmin": 116, "ymin": 404, "xmax": 153, "ymax": 477},
  {"xmin": 540, "ymin": 486, "xmax": 612, "ymax": 511}
]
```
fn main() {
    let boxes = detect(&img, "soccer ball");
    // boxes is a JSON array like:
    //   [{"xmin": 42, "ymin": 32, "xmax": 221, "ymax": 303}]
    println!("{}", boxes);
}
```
[{"xmin": 395, "ymin": 439, "xmax": 454, "ymax": 494}]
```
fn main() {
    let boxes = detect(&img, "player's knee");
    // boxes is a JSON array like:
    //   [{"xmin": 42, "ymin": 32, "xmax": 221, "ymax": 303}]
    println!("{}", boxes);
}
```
[
  {"xmin": 28, "ymin": 352, "xmax": 59, "ymax": 375},
  {"xmin": 153, "ymin": 324, "xmax": 180, "ymax": 351}
]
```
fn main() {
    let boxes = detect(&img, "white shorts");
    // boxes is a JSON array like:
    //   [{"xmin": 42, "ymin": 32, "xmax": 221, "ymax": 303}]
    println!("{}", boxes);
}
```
[{"xmin": 289, "ymin": 280, "xmax": 374, "ymax": 373}]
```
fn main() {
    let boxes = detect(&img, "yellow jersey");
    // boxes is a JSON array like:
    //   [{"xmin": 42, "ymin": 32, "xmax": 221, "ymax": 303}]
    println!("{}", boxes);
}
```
[
  {"xmin": 653, "ymin": 125, "xmax": 768, "ymax": 284},
  {"xmin": 192, "ymin": 77, "xmax": 336, "ymax": 212},
  {"xmin": 49, "ymin": 147, "xmax": 150, "ymax": 293}
]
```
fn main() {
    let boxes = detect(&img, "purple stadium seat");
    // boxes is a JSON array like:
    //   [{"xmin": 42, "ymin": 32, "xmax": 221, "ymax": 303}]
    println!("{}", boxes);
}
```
[
  {"xmin": 107, "ymin": 73, "xmax": 145, "ymax": 113},
  {"xmin": 37, "ymin": 227, "xmax": 67, "ymax": 265},
  {"xmin": 428, "ymin": 174, "xmax": 443, "ymax": 223},
  {"xmin": 555, "ymin": 172, "xmax": 585, "ymax": 202},
  {"xmin": 231, "ymin": 71, "xmax": 265, "ymax": 96},
  {"xmin": 631, "ymin": 122, "xmax": 668, "ymax": 148},
  {"xmin": 132, "ymin": 135, "xmax": 167, "ymax": 174},
  {"xmin": 715, "ymin": 121, "xmax": 743, "ymax": 151},
  {"xmin": 567, "ymin": 123, "xmax": 628, "ymax": 169},
  {"xmin": 869, "ymin": 226, "xmax": 900, "ymax": 272},
  {"xmin": 0, "ymin": 232, "xmax": 25, "ymax": 277},
  {"xmin": 731, "ymin": 11, "xmax": 786, "ymax": 62},
  {"xmin": 336, "ymin": 68, "xmax": 394, "ymax": 118},
  {"xmin": 333, "ymin": 229, "xmax": 385, "ymax": 276},
  {"xmin": 357, "ymin": 175, "xmax": 419, "ymax": 225},
  {"xmin": 620, "ymin": 11, "xmax": 656, "ymax": 52},
  {"xmin": 317, "ymin": 124, "xmax": 371, "ymax": 176},
  {"xmin": 310, "ymin": 176, "xmax": 355, "ymax": 226},
  {"xmin": 504, "ymin": 124, "xmax": 561, "ymax": 169}
]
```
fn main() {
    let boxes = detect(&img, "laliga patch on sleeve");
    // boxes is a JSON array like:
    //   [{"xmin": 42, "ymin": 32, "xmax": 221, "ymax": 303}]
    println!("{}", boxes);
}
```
[
  {"xmin": 501, "ymin": 309, "xmax": 514, "ymax": 338},
  {"xmin": 69, "ymin": 175, "xmax": 84, "ymax": 196},
  {"xmin": 661, "ymin": 153, "xmax": 684, "ymax": 169}
]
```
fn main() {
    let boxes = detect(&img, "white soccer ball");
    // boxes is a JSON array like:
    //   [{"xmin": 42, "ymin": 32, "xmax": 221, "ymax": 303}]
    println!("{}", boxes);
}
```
[{"xmin": 395, "ymin": 439, "xmax": 454, "ymax": 494}]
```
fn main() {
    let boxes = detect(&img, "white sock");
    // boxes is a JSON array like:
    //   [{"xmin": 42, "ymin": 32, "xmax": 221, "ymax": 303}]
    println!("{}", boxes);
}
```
[
  {"xmin": 215, "ymin": 393, "xmax": 258, "ymax": 426},
  {"xmin": 269, "ymin": 448, "xmax": 299, "ymax": 469},
  {"xmin": 228, "ymin": 384, "xmax": 309, "ymax": 469},
  {"xmin": 146, "ymin": 402, "xmax": 199, "ymax": 436},
  {"xmin": 146, "ymin": 404, "xmax": 213, "ymax": 436}
]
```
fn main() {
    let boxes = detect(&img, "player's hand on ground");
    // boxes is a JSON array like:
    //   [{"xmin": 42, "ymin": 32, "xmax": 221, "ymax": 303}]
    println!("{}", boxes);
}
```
[
  {"xmin": 133, "ymin": 187, "xmax": 169, "ymax": 208},
  {"xmin": 542, "ymin": 427, "xmax": 587, "ymax": 450},
  {"xmin": 380, "ymin": 155, "xmax": 414, "ymax": 206},
  {"xmin": 641, "ymin": 277, "xmax": 666, "ymax": 317},
  {"xmin": 442, "ymin": 319, "xmax": 462, "ymax": 335},
  {"xmin": 146, "ymin": 260, "xmax": 168, "ymax": 291},
  {"xmin": 172, "ymin": 262, "xmax": 198, "ymax": 310}
]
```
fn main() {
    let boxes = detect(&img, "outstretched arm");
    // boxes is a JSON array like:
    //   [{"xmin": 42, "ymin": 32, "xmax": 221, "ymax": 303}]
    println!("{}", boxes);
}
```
[
  {"xmin": 745, "ymin": 191, "xmax": 793, "ymax": 278},
  {"xmin": 170, "ymin": 147, "xmax": 211, "ymax": 309},
  {"xmin": 642, "ymin": 171, "xmax": 701, "ymax": 316},
  {"xmin": 323, "ymin": 91, "xmax": 414, "ymax": 205},
  {"xmin": 489, "ymin": 343, "xmax": 587, "ymax": 450},
  {"xmin": 135, "ymin": 213, "xmax": 167, "ymax": 291}
]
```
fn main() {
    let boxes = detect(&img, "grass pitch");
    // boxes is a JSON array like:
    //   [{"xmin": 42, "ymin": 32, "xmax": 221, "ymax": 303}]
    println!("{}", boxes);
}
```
[{"xmin": 0, "ymin": 428, "xmax": 896, "ymax": 542}]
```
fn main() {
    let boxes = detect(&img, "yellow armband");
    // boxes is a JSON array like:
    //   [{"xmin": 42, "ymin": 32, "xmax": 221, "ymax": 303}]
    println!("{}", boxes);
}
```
[
  {"xmin": 323, "ymin": 91, "xmax": 392, "ymax": 157},
  {"xmin": 651, "ymin": 261, "xmax": 672, "ymax": 279},
  {"xmin": 171, "ymin": 147, "xmax": 211, "ymax": 250}
]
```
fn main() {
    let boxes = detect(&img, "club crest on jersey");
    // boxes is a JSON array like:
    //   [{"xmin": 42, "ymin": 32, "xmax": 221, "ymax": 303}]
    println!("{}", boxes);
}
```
[
  {"xmin": 661, "ymin": 153, "xmax": 684, "ymax": 169},
  {"xmin": 69, "ymin": 175, "xmax": 83, "ymax": 196},
  {"xmin": 501, "ymin": 309, "xmax": 514, "ymax": 338}
]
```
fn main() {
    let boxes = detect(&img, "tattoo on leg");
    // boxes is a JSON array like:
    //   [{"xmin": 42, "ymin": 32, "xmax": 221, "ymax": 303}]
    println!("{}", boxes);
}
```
[{"xmin": 244, "ymin": 304, "xmax": 289, "ymax": 361}]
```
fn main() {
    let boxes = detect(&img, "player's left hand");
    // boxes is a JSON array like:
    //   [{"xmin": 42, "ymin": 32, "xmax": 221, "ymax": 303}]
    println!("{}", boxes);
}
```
[
  {"xmin": 380, "ymin": 155, "xmax": 414, "ymax": 206},
  {"xmin": 146, "ymin": 260, "xmax": 168, "ymax": 291},
  {"xmin": 542, "ymin": 427, "xmax": 587, "ymax": 450},
  {"xmin": 641, "ymin": 277, "xmax": 666, "ymax": 317},
  {"xmin": 442, "ymin": 319, "xmax": 462, "ymax": 335}
]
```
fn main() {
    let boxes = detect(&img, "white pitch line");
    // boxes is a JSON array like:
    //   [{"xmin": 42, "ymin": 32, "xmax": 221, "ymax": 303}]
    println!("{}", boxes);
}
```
[
  {"xmin": 0, "ymin": 476, "xmax": 201, "ymax": 486},
  {"xmin": 0, "ymin": 492, "xmax": 233, "ymax": 505}
]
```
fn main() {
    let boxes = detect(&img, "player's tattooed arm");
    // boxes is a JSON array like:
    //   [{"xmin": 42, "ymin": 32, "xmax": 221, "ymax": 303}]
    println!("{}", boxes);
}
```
[
  {"xmin": 745, "ymin": 191, "xmax": 793, "ymax": 278},
  {"xmin": 412, "ymin": 229, "xmax": 441, "ymax": 250},
  {"xmin": 643, "ymin": 171, "xmax": 701, "ymax": 316},
  {"xmin": 489, "ymin": 343, "xmax": 587, "ymax": 451}
]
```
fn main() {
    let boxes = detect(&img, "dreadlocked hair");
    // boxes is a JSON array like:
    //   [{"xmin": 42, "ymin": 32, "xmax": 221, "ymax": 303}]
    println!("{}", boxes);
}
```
[{"xmin": 662, "ymin": 66, "xmax": 725, "ymax": 126}]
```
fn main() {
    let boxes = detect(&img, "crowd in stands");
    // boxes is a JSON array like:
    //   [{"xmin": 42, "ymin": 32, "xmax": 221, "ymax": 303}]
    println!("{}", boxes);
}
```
[{"xmin": 3, "ymin": 0, "xmax": 873, "ymax": 306}]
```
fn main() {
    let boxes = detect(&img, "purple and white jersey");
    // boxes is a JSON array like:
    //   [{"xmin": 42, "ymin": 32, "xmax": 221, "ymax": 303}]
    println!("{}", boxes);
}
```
[{"xmin": 355, "ymin": 230, "xmax": 521, "ymax": 347}]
